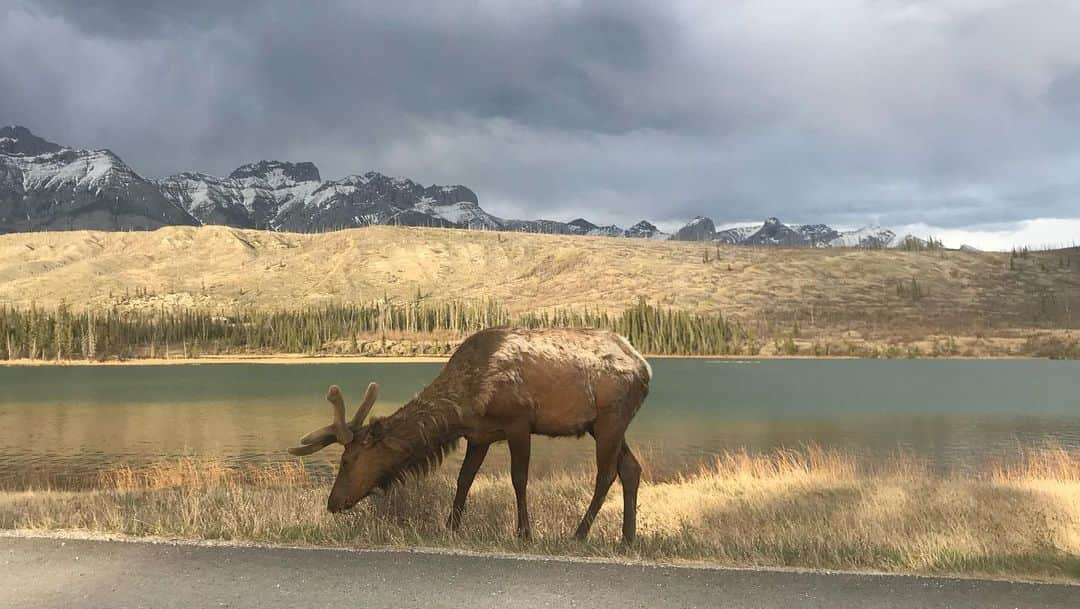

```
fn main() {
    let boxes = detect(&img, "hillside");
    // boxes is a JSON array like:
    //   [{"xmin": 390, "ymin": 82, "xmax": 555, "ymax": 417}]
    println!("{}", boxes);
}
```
[{"xmin": 2, "ymin": 226, "xmax": 1078, "ymax": 355}]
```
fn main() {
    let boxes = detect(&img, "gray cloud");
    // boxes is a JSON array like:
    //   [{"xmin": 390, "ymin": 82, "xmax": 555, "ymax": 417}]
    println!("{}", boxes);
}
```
[{"xmin": 2, "ymin": 0, "xmax": 1080, "ymax": 231}]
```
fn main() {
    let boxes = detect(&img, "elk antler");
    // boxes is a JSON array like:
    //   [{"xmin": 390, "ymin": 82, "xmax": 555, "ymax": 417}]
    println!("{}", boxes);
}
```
[
  {"xmin": 327, "ymin": 385, "xmax": 354, "ymax": 445},
  {"xmin": 288, "ymin": 383, "xmax": 379, "ymax": 456}
]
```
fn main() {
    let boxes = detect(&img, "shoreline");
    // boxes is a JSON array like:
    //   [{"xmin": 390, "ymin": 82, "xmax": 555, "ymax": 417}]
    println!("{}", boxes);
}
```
[{"xmin": 0, "ymin": 353, "xmax": 1055, "ymax": 367}]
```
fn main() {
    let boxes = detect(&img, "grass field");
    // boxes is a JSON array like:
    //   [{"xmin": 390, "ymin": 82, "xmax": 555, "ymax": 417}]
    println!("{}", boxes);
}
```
[
  {"xmin": 3, "ymin": 226, "xmax": 1080, "ymax": 357},
  {"xmin": 2, "ymin": 447, "xmax": 1077, "ymax": 582}
]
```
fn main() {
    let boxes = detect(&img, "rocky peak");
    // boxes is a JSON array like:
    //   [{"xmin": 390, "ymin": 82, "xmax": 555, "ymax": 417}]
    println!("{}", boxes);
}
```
[
  {"xmin": 795, "ymin": 223, "xmax": 841, "ymax": 245},
  {"xmin": 568, "ymin": 218, "xmax": 598, "ymax": 232},
  {"xmin": 744, "ymin": 217, "xmax": 804, "ymax": 246},
  {"xmin": 228, "ymin": 160, "xmax": 321, "ymax": 187},
  {"xmin": 672, "ymin": 216, "xmax": 716, "ymax": 241},
  {"xmin": 626, "ymin": 220, "xmax": 666, "ymax": 239},
  {"xmin": 0, "ymin": 126, "xmax": 64, "ymax": 156},
  {"xmin": 421, "ymin": 183, "xmax": 478, "ymax": 206}
]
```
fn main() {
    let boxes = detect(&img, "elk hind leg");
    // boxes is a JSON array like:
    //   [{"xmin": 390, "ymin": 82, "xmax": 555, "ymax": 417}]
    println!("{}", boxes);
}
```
[
  {"xmin": 617, "ymin": 441, "xmax": 641, "ymax": 544},
  {"xmin": 574, "ymin": 425, "xmax": 624, "ymax": 541}
]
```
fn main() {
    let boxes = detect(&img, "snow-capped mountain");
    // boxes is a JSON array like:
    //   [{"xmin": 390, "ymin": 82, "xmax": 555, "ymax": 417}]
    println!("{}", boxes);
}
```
[
  {"xmin": 743, "ymin": 217, "xmax": 806, "ymax": 246},
  {"xmin": 672, "ymin": 216, "xmax": 899, "ymax": 248},
  {"xmin": 0, "ymin": 127, "xmax": 197, "ymax": 233},
  {"xmin": 499, "ymin": 217, "xmax": 667, "ymax": 239},
  {"xmin": 713, "ymin": 224, "xmax": 760, "ymax": 244},
  {"xmin": 160, "ymin": 164, "xmax": 498, "ymax": 233},
  {"xmin": 625, "ymin": 220, "xmax": 667, "ymax": 240},
  {"xmin": 826, "ymin": 225, "xmax": 897, "ymax": 249},
  {"xmin": 673, "ymin": 216, "xmax": 716, "ymax": 241},
  {"xmin": 0, "ymin": 127, "xmax": 511, "ymax": 235},
  {"xmin": 0, "ymin": 127, "xmax": 907, "ymax": 247},
  {"xmin": 157, "ymin": 171, "xmax": 280, "ymax": 228}
]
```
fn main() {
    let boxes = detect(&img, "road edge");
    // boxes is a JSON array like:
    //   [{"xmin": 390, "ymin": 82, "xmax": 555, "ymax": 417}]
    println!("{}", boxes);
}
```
[{"xmin": 2, "ymin": 528, "xmax": 1075, "ymax": 588}]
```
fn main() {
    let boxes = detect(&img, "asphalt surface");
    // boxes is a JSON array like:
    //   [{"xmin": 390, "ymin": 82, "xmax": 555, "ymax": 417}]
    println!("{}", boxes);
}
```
[{"xmin": 1, "ymin": 536, "xmax": 1076, "ymax": 609}]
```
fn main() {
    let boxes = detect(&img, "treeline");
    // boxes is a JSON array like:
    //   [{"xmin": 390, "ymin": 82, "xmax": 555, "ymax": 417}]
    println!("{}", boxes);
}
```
[
  {"xmin": 0, "ymin": 299, "xmax": 755, "ymax": 360},
  {"xmin": 516, "ymin": 300, "xmax": 743, "ymax": 355}
]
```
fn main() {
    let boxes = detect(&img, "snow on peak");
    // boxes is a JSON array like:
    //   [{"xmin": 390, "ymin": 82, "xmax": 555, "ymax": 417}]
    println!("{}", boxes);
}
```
[
  {"xmin": 826, "ymin": 226, "xmax": 896, "ymax": 248},
  {"xmin": 15, "ymin": 148, "xmax": 128, "ymax": 192}
]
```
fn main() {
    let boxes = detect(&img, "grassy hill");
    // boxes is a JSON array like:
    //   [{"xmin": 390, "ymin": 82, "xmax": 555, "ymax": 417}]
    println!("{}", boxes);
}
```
[{"xmin": 1, "ymin": 225, "xmax": 1078, "ymax": 357}]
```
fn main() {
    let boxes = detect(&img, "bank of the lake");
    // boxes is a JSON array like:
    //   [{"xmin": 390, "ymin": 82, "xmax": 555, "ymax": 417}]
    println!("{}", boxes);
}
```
[
  {"xmin": 2, "ymin": 447, "xmax": 1077, "ymax": 584},
  {"xmin": 0, "ymin": 354, "xmax": 454, "ymax": 366},
  {"xmin": 0, "ymin": 350, "xmax": 1067, "ymax": 367}
]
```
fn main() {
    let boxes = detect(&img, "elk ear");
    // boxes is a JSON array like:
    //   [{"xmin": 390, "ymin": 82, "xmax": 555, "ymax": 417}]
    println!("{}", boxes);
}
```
[{"xmin": 368, "ymin": 418, "xmax": 386, "ymax": 441}]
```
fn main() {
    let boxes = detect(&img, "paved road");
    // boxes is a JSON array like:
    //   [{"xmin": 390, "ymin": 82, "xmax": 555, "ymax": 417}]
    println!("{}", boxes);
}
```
[{"xmin": 1, "ymin": 536, "xmax": 1076, "ymax": 609}]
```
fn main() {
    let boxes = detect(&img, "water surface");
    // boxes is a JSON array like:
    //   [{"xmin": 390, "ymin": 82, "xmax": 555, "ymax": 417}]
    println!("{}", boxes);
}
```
[{"xmin": 0, "ymin": 359, "xmax": 1076, "ymax": 483}]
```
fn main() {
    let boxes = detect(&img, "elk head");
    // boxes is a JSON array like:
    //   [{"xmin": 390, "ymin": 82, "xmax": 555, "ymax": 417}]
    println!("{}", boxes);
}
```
[{"xmin": 288, "ymin": 383, "xmax": 391, "ymax": 513}]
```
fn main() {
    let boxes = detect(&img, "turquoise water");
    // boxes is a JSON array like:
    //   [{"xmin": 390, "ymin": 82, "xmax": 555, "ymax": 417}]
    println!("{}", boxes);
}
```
[{"xmin": 0, "ymin": 359, "xmax": 1076, "ymax": 481}]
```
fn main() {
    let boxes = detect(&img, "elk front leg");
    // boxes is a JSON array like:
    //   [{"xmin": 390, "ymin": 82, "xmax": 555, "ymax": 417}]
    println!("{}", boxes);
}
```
[
  {"xmin": 447, "ymin": 441, "xmax": 490, "ymax": 531},
  {"xmin": 507, "ymin": 428, "xmax": 532, "ymax": 539}
]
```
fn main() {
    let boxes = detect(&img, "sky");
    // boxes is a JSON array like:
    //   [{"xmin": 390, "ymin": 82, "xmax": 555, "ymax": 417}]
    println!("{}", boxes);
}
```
[{"xmin": 1, "ymin": 0, "xmax": 1079, "ymax": 250}]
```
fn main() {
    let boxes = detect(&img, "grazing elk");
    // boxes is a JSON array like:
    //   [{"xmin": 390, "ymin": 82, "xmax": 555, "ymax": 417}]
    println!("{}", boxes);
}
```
[{"xmin": 288, "ymin": 327, "xmax": 651, "ymax": 543}]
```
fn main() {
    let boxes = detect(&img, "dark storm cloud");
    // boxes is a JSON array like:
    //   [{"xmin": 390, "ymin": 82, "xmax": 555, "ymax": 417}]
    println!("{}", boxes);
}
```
[
  {"xmin": 2, "ymin": 0, "xmax": 1080, "ymax": 237},
  {"xmin": 26, "ymin": 0, "xmax": 265, "ymax": 37}
]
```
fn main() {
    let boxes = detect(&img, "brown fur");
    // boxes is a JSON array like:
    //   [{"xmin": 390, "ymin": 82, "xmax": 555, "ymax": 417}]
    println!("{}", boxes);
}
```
[{"xmin": 290, "ymin": 327, "xmax": 651, "ymax": 543}]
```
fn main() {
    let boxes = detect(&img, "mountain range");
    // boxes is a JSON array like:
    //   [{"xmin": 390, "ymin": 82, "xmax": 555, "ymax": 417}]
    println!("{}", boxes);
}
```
[
  {"xmin": 675, "ymin": 216, "xmax": 900, "ymax": 248},
  {"xmin": 0, "ymin": 126, "xmax": 906, "ymax": 247}
]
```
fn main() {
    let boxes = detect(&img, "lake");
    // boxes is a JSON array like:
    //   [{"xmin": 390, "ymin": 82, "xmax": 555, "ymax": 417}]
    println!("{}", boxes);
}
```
[{"xmin": 0, "ymin": 359, "xmax": 1077, "ymax": 485}]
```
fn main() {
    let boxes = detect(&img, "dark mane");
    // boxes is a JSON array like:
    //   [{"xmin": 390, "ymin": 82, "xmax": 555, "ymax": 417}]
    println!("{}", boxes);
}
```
[
  {"xmin": 373, "ymin": 396, "xmax": 465, "ymax": 489},
  {"xmin": 376, "ymin": 436, "xmax": 460, "ymax": 490}
]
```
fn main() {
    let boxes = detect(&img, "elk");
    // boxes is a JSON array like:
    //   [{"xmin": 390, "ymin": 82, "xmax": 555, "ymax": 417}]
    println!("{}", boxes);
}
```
[{"xmin": 288, "ymin": 327, "xmax": 651, "ymax": 543}]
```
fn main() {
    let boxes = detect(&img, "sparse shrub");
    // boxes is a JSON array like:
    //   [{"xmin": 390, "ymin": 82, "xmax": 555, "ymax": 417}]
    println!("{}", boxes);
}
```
[
  {"xmin": 931, "ymin": 336, "xmax": 959, "ymax": 357},
  {"xmin": 1023, "ymin": 334, "xmax": 1080, "ymax": 359},
  {"xmin": 895, "ymin": 277, "xmax": 928, "ymax": 301},
  {"xmin": 781, "ymin": 334, "xmax": 798, "ymax": 355}
]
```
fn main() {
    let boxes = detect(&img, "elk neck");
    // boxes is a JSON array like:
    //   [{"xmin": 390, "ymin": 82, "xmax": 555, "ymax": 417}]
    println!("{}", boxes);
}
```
[{"xmin": 371, "ymin": 394, "xmax": 467, "ymax": 489}]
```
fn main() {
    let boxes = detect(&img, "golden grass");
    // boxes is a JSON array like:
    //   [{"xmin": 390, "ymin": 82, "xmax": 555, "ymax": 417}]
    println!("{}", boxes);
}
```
[
  {"xmin": 1, "ymin": 447, "xmax": 1077, "ymax": 582},
  {"xmin": 2, "ymin": 226, "xmax": 1078, "ymax": 353}
]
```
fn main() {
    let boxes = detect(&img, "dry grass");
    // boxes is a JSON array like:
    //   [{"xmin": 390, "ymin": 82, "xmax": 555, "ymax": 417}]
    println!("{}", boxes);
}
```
[
  {"xmin": 1, "ymin": 227, "xmax": 1078, "ymax": 353},
  {"xmin": 2, "ymin": 447, "xmax": 1077, "ymax": 582}
]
